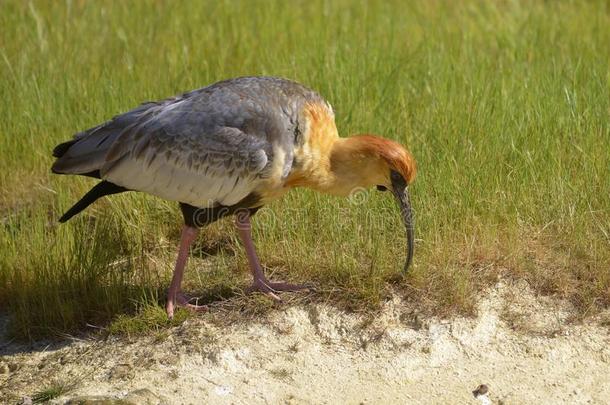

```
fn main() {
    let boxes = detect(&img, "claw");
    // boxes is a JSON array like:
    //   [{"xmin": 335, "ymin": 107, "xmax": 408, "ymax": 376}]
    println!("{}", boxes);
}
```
[
  {"xmin": 166, "ymin": 291, "xmax": 207, "ymax": 319},
  {"xmin": 247, "ymin": 280, "xmax": 312, "ymax": 301}
]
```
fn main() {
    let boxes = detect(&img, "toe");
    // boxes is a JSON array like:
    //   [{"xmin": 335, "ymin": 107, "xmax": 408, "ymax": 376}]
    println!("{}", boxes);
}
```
[
  {"xmin": 166, "ymin": 303, "xmax": 175, "ymax": 319},
  {"xmin": 174, "ymin": 293, "xmax": 208, "ymax": 313},
  {"xmin": 248, "ymin": 282, "xmax": 282, "ymax": 301},
  {"xmin": 266, "ymin": 281, "xmax": 312, "ymax": 292},
  {"xmin": 183, "ymin": 302, "xmax": 208, "ymax": 312},
  {"xmin": 247, "ymin": 279, "xmax": 313, "ymax": 299}
]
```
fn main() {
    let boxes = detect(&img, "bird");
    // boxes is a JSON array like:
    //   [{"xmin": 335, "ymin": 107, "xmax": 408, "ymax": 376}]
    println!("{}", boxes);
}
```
[{"xmin": 51, "ymin": 76, "xmax": 417, "ymax": 318}]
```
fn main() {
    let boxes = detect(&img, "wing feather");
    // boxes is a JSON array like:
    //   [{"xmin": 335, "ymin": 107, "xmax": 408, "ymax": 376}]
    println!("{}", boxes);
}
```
[{"xmin": 101, "ymin": 113, "xmax": 270, "ymax": 208}]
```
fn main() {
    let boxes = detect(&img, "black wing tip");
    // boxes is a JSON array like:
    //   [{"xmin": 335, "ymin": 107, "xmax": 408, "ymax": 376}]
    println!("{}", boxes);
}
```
[
  {"xmin": 57, "ymin": 203, "xmax": 84, "ymax": 223},
  {"xmin": 52, "ymin": 140, "xmax": 77, "ymax": 158},
  {"xmin": 58, "ymin": 214, "xmax": 70, "ymax": 223},
  {"xmin": 56, "ymin": 181, "xmax": 127, "ymax": 224},
  {"xmin": 58, "ymin": 205, "xmax": 79, "ymax": 223}
]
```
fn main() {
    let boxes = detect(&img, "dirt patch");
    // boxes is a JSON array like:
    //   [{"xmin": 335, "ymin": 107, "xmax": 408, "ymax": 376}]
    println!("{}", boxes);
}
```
[{"xmin": 1, "ymin": 281, "xmax": 609, "ymax": 404}]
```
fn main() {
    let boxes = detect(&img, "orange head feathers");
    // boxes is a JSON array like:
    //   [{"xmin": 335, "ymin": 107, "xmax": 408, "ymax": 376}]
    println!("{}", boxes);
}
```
[
  {"xmin": 314, "ymin": 134, "xmax": 416, "ymax": 196},
  {"xmin": 343, "ymin": 135, "xmax": 417, "ymax": 184}
]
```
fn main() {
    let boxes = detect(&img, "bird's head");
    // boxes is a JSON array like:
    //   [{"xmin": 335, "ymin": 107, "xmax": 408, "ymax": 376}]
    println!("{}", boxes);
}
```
[{"xmin": 329, "ymin": 134, "xmax": 417, "ymax": 272}]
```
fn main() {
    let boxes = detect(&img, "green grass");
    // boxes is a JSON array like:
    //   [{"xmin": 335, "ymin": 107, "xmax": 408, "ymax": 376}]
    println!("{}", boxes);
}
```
[
  {"xmin": 108, "ymin": 305, "xmax": 191, "ymax": 337},
  {"xmin": 1, "ymin": 0, "xmax": 609, "ymax": 340},
  {"xmin": 31, "ymin": 379, "xmax": 76, "ymax": 404}
]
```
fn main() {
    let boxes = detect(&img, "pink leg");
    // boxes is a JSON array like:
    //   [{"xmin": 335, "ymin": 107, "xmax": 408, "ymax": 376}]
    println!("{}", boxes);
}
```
[
  {"xmin": 235, "ymin": 211, "xmax": 311, "ymax": 300},
  {"xmin": 166, "ymin": 225, "xmax": 207, "ymax": 318}
]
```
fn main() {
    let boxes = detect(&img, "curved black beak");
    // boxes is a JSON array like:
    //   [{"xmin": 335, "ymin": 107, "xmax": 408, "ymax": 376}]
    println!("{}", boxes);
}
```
[{"xmin": 391, "ymin": 171, "xmax": 414, "ymax": 273}]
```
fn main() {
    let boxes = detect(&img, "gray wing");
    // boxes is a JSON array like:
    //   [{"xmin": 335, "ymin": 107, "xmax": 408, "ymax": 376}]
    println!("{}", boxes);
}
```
[
  {"xmin": 54, "ymin": 94, "xmax": 273, "ymax": 208},
  {"xmin": 52, "ymin": 77, "xmax": 328, "ymax": 207}
]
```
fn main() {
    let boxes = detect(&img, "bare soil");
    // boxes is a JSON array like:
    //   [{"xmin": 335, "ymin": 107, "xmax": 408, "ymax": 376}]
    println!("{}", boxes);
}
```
[{"xmin": 2, "ymin": 281, "xmax": 609, "ymax": 404}]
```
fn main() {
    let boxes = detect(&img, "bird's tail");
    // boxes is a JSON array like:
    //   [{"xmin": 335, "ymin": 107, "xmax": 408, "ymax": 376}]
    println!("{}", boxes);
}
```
[{"xmin": 59, "ymin": 181, "xmax": 127, "ymax": 223}]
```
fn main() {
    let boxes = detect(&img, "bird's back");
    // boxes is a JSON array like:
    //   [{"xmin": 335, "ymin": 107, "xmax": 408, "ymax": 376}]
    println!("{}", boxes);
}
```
[{"xmin": 52, "ymin": 77, "xmax": 334, "ymax": 208}]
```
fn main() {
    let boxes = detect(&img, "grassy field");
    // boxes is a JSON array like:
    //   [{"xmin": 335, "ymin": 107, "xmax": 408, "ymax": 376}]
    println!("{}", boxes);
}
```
[{"xmin": 1, "ymin": 0, "xmax": 609, "ymax": 340}]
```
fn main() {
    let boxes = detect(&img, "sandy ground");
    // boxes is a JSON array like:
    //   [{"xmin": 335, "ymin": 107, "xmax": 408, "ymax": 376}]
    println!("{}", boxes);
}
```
[{"xmin": 1, "ymin": 281, "xmax": 610, "ymax": 405}]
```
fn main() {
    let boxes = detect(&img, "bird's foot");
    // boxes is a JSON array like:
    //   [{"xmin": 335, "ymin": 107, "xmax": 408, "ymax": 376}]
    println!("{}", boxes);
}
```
[
  {"xmin": 247, "ymin": 279, "xmax": 313, "ymax": 301},
  {"xmin": 166, "ymin": 291, "xmax": 207, "ymax": 319}
]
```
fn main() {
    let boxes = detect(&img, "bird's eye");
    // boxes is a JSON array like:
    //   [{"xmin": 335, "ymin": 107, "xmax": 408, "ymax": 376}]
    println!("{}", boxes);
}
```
[{"xmin": 376, "ymin": 185, "xmax": 387, "ymax": 192}]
